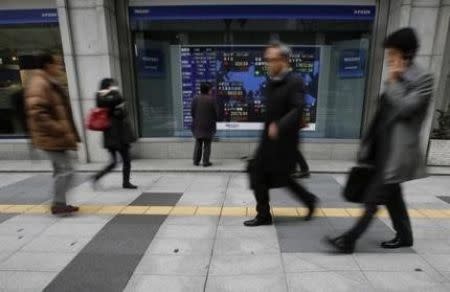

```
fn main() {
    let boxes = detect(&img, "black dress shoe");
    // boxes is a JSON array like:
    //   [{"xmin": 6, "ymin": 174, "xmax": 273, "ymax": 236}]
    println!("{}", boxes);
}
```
[
  {"xmin": 292, "ymin": 171, "xmax": 311, "ymax": 179},
  {"xmin": 203, "ymin": 162, "xmax": 212, "ymax": 167},
  {"xmin": 123, "ymin": 182, "xmax": 138, "ymax": 189},
  {"xmin": 305, "ymin": 196, "xmax": 319, "ymax": 221},
  {"xmin": 381, "ymin": 236, "xmax": 413, "ymax": 249},
  {"xmin": 243, "ymin": 217, "xmax": 273, "ymax": 227},
  {"xmin": 193, "ymin": 162, "xmax": 200, "ymax": 166},
  {"xmin": 324, "ymin": 235, "xmax": 355, "ymax": 254}
]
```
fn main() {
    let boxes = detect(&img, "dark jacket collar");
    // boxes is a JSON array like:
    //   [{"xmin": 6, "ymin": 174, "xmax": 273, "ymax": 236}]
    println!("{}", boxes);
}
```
[{"xmin": 269, "ymin": 68, "xmax": 292, "ymax": 83}]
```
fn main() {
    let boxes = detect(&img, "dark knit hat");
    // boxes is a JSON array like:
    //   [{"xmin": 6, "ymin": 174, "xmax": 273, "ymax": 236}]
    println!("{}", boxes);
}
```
[{"xmin": 383, "ymin": 27, "xmax": 419, "ymax": 60}]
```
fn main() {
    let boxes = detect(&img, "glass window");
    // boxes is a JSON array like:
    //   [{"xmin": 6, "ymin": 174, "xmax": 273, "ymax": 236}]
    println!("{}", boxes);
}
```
[
  {"xmin": 130, "ymin": 6, "xmax": 374, "ymax": 139},
  {"xmin": 0, "ymin": 24, "xmax": 65, "ymax": 137}
]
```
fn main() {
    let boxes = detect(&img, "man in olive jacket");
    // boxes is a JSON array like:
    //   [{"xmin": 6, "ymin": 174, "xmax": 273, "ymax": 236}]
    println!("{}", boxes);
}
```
[
  {"xmin": 326, "ymin": 28, "xmax": 433, "ymax": 253},
  {"xmin": 244, "ymin": 42, "xmax": 318, "ymax": 227},
  {"xmin": 25, "ymin": 54, "xmax": 81, "ymax": 215}
]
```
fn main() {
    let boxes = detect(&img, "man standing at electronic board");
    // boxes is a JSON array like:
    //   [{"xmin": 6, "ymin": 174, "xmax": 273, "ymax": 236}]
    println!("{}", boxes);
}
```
[{"xmin": 244, "ymin": 42, "xmax": 318, "ymax": 227}]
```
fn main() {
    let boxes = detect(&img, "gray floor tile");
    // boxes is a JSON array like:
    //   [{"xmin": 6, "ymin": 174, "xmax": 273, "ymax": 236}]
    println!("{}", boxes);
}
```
[
  {"xmin": 219, "ymin": 216, "xmax": 252, "ymax": 226},
  {"xmin": 21, "ymin": 235, "xmax": 91, "ymax": 254},
  {"xmin": 279, "ymin": 237, "xmax": 332, "ymax": 253},
  {"xmin": 354, "ymin": 253, "xmax": 436, "ymax": 272},
  {"xmin": 133, "ymin": 192, "xmax": 183, "ymax": 206},
  {"xmin": 286, "ymin": 271, "xmax": 370, "ymax": 292},
  {"xmin": 422, "ymin": 254, "xmax": 450, "ymax": 272},
  {"xmin": 411, "ymin": 218, "xmax": 447, "ymax": 229},
  {"xmin": 55, "ymin": 214, "xmax": 113, "ymax": 225},
  {"xmin": 216, "ymin": 225, "xmax": 277, "ymax": 239},
  {"xmin": 0, "ymin": 271, "xmax": 57, "ymax": 291},
  {"xmin": 275, "ymin": 217, "xmax": 333, "ymax": 229},
  {"xmin": 0, "ymin": 174, "xmax": 34, "ymax": 188},
  {"xmin": 0, "ymin": 251, "xmax": 75, "ymax": 272},
  {"xmin": 437, "ymin": 196, "xmax": 450, "ymax": 204},
  {"xmin": 87, "ymin": 194, "xmax": 137, "ymax": 205},
  {"xmin": 276, "ymin": 225, "xmax": 333, "ymax": 239},
  {"xmin": 44, "ymin": 214, "xmax": 167, "ymax": 292},
  {"xmin": 134, "ymin": 254, "xmax": 210, "ymax": 276},
  {"xmin": 213, "ymin": 237, "xmax": 280, "ymax": 255},
  {"xmin": 282, "ymin": 253, "xmax": 360, "ymax": 272},
  {"xmin": 0, "ymin": 251, "xmax": 15, "ymax": 264},
  {"xmin": 413, "ymin": 228, "xmax": 450, "ymax": 240},
  {"xmin": 0, "ymin": 214, "xmax": 14, "ymax": 224},
  {"xmin": 3, "ymin": 214, "xmax": 59, "ymax": 225},
  {"xmin": 163, "ymin": 215, "xmax": 219, "ymax": 226},
  {"xmin": 0, "ymin": 222, "xmax": 54, "ymax": 237},
  {"xmin": 205, "ymin": 274, "xmax": 288, "ymax": 292},
  {"xmin": 0, "ymin": 234, "xmax": 36, "ymax": 252},
  {"xmin": 364, "ymin": 271, "xmax": 448, "ymax": 291},
  {"xmin": 146, "ymin": 238, "xmax": 215, "ymax": 255},
  {"xmin": 177, "ymin": 196, "xmax": 225, "ymax": 206},
  {"xmin": 413, "ymin": 240, "xmax": 450, "ymax": 254},
  {"xmin": 0, "ymin": 174, "xmax": 88, "ymax": 205},
  {"xmin": 124, "ymin": 275, "xmax": 206, "ymax": 292},
  {"xmin": 155, "ymin": 224, "xmax": 217, "ymax": 239},
  {"xmin": 40, "ymin": 222, "xmax": 106, "ymax": 238},
  {"xmin": 209, "ymin": 254, "xmax": 284, "ymax": 276},
  {"xmin": 327, "ymin": 217, "xmax": 390, "ymax": 231}
]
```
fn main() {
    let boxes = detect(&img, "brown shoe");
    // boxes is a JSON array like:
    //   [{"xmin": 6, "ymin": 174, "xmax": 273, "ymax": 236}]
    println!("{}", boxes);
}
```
[{"xmin": 51, "ymin": 205, "xmax": 79, "ymax": 215}]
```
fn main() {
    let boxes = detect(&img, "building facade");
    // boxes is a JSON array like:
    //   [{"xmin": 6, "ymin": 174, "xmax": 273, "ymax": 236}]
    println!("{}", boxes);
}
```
[{"xmin": 0, "ymin": 0, "xmax": 449, "ymax": 164}]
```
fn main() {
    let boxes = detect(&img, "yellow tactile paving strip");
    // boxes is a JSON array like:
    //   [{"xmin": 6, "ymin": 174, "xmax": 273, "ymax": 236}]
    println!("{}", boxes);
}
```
[{"xmin": 0, "ymin": 204, "xmax": 449, "ymax": 219}]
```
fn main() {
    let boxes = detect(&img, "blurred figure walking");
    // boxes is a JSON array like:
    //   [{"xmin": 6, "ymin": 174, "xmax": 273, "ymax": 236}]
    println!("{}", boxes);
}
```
[
  {"xmin": 326, "ymin": 28, "xmax": 433, "ymax": 253},
  {"xmin": 292, "ymin": 149, "xmax": 310, "ymax": 178},
  {"xmin": 25, "ymin": 53, "xmax": 80, "ymax": 215},
  {"xmin": 92, "ymin": 78, "xmax": 137, "ymax": 189},
  {"xmin": 244, "ymin": 42, "xmax": 318, "ymax": 227},
  {"xmin": 191, "ymin": 82, "xmax": 218, "ymax": 167}
]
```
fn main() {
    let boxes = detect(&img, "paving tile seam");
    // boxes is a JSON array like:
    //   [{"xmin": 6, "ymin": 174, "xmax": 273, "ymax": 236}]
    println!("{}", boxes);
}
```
[{"xmin": 0, "ymin": 204, "xmax": 449, "ymax": 218}]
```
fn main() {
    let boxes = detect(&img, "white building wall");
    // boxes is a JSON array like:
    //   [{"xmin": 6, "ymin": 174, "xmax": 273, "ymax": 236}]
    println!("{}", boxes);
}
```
[{"xmin": 56, "ymin": 0, "xmax": 122, "ymax": 162}]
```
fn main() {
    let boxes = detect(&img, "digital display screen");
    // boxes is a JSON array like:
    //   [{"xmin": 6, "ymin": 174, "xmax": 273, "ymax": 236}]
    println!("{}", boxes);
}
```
[{"xmin": 181, "ymin": 46, "xmax": 320, "ymax": 130}]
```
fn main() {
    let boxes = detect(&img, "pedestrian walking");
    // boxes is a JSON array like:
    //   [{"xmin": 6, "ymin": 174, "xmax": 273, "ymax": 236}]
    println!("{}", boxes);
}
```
[
  {"xmin": 191, "ymin": 82, "xmax": 218, "ymax": 167},
  {"xmin": 244, "ymin": 42, "xmax": 318, "ymax": 227},
  {"xmin": 292, "ymin": 149, "xmax": 311, "ymax": 178},
  {"xmin": 92, "ymin": 78, "xmax": 137, "ymax": 189},
  {"xmin": 326, "ymin": 28, "xmax": 433, "ymax": 253},
  {"xmin": 25, "ymin": 53, "xmax": 80, "ymax": 215}
]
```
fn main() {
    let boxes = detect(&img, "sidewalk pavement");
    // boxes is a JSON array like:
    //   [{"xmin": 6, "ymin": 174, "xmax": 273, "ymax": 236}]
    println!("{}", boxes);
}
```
[
  {"xmin": 0, "ymin": 159, "xmax": 450, "ymax": 175},
  {"xmin": 0, "ymin": 171, "xmax": 449, "ymax": 291}
]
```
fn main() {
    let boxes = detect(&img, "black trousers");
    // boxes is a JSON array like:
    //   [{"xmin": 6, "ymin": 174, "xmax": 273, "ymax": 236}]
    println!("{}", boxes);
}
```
[
  {"xmin": 253, "ymin": 174, "xmax": 316, "ymax": 219},
  {"xmin": 345, "ymin": 183, "xmax": 413, "ymax": 243},
  {"xmin": 193, "ymin": 138, "xmax": 212, "ymax": 164},
  {"xmin": 296, "ymin": 149, "xmax": 309, "ymax": 172},
  {"xmin": 95, "ymin": 146, "xmax": 132, "ymax": 184}
]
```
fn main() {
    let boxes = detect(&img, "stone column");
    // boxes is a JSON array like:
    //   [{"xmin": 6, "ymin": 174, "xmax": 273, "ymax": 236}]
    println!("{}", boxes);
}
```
[{"xmin": 57, "ymin": 0, "xmax": 121, "ymax": 162}]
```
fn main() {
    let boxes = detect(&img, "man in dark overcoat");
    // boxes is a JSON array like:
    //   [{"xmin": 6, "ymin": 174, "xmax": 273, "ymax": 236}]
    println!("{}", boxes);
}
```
[
  {"xmin": 191, "ymin": 82, "xmax": 218, "ymax": 167},
  {"xmin": 244, "ymin": 42, "xmax": 318, "ymax": 227}
]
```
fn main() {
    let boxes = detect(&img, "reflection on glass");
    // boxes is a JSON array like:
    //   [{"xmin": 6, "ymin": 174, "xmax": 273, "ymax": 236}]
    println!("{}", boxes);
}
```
[{"xmin": 131, "ymin": 19, "xmax": 373, "ymax": 139}]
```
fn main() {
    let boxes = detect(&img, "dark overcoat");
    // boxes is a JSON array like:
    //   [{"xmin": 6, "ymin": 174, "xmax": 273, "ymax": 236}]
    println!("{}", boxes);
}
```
[
  {"xmin": 250, "ymin": 72, "xmax": 304, "ymax": 189},
  {"xmin": 191, "ymin": 94, "xmax": 218, "ymax": 139},
  {"xmin": 96, "ymin": 88, "xmax": 136, "ymax": 150}
]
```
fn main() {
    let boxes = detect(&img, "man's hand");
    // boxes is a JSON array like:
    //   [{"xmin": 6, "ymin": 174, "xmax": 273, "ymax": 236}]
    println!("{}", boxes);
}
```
[
  {"xmin": 388, "ymin": 58, "xmax": 407, "ymax": 84},
  {"xmin": 268, "ymin": 122, "xmax": 279, "ymax": 140}
]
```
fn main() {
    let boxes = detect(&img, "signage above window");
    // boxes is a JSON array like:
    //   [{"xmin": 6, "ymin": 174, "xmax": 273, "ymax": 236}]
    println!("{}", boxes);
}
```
[
  {"xmin": 129, "ymin": 5, "xmax": 376, "ymax": 22},
  {"xmin": 0, "ymin": 9, "xmax": 58, "ymax": 25}
]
